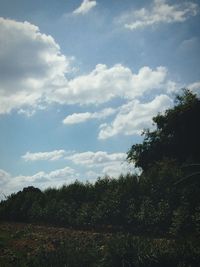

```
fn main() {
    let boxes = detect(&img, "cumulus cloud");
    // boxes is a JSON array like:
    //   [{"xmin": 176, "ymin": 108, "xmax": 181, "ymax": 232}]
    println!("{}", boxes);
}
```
[
  {"xmin": 0, "ymin": 17, "xmax": 71, "ymax": 114},
  {"xmin": 73, "ymin": 0, "xmax": 97, "ymax": 15},
  {"xmin": 0, "ymin": 17, "xmax": 177, "ymax": 115},
  {"xmin": 0, "ymin": 167, "xmax": 78, "ymax": 198},
  {"xmin": 63, "ymin": 107, "xmax": 116, "ymax": 125},
  {"xmin": 116, "ymin": 0, "xmax": 198, "ymax": 30},
  {"xmin": 188, "ymin": 81, "xmax": 200, "ymax": 96},
  {"xmin": 0, "ymin": 169, "xmax": 11, "ymax": 187},
  {"xmin": 99, "ymin": 94, "xmax": 173, "ymax": 139},
  {"xmin": 21, "ymin": 150, "xmax": 135, "ymax": 178},
  {"xmin": 0, "ymin": 18, "xmax": 179, "ymax": 141},
  {"xmin": 66, "ymin": 151, "xmax": 126, "ymax": 166},
  {"xmin": 52, "ymin": 64, "xmax": 169, "ymax": 105},
  {"xmin": 21, "ymin": 150, "xmax": 132, "ymax": 176},
  {"xmin": 0, "ymin": 150, "xmax": 137, "ymax": 198},
  {"xmin": 83, "ymin": 161, "xmax": 136, "ymax": 180},
  {"xmin": 66, "ymin": 150, "xmax": 136, "ymax": 179},
  {"xmin": 22, "ymin": 150, "xmax": 66, "ymax": 161},
  {"xmin": 0, "ymin": 16, "xmax": 180, "ymax": 123},
  {"xmin": 102, "ymin": 161, "xmax": 136, "ymax": 178}
]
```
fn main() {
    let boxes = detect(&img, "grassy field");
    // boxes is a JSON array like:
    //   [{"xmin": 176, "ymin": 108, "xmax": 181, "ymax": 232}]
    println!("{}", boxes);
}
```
[{"xmin": 0, "ymin": 222, "xmax": 199, "ymax": 267}]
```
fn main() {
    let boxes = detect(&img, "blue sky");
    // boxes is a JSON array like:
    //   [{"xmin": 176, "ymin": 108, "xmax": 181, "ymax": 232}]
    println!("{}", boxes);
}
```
[{"xmin": 0, "ymin": 0, "xmax": 200, "ymax": 197}]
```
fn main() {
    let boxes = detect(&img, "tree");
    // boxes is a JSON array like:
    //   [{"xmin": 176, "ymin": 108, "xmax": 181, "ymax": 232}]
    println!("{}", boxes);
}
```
[{"xmin": 127, "ymin": 90, "xmax": 200, "ymax": 170}]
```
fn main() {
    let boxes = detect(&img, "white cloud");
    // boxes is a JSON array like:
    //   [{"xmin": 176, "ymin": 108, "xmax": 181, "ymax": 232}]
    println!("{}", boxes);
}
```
[
  {"xmin": 102, "ymin": 161, "xmax": 136, "ymax": 178},
  {"xmin": 84, "ymin": 161, "xmax": 136, "ymax": 180},
  {"xmin": 188, "ymin": 81, "xmax": 200, "ymax": 96},
  {"xmin": 85, "ymin": 170, "xmax": 100, "ymax": 180},
  {"xmin": 180, "ymin": 37, "xmax": 200, "ymax": 52},
  {"xmin": 20, "ymin": 150, "xmax": 137, "ymax": 179},
  {"xmin": 21, "ymin": 150, "xmax": 136, "ymax": 178},
  {"xmin": 66, "ymin": 151, "xmax": 126, "ymax": 167},
  {"xmin": 22, "ymin": 150, "xmax": 66, "ymax": 161},
  {"xmin": 66, "ymin": 150, "xmax": 136, "ymax": 179},
  {"xmin": 0, "ymin": 169, "xmax": 11, "ymax": 199},
  {"xmin": 63, "ymin": 107, "xmax": 116, "ymax": 125},
  {"xmin": 17, "ymin": 109, "xmax": 36, "ymax": 117},
  {"xmin": 0, "ymin": 159, "xmax": 137, "ymax": 199},
  {"xmin": 52, "ymin": 64, "xmax": 169, "ymax": 105},
  {"xmin": 73, "ymin": 0, "xmax": 97, "ymax": 15},
  {"xmin": 0, "ymin": 17, "xmax": 71, "ymax": 114},
  {"xmin": 0, "ymin": 169, "xmax": 11, "ymax": 186},
  {"xmin": 0, "ymin": 17, "xmax": 179, "ymax": 118},
  {"xmin": 0, "ymin": 150, "xmax": 137, "ymax": 198},
  {"xmin": 0, "ymin": 149, "xmax": 139, "ymax": 198},
  {"xmin": 0, "ymin": 167, "xmax": 79, "ymax": 198},
  {"xmin": 99, "ymin": 94, "xmax": 173, "ymax": 139},
  {"xmin": 117, "ymin": 0, "xmax": 198, "ymax": 30}
]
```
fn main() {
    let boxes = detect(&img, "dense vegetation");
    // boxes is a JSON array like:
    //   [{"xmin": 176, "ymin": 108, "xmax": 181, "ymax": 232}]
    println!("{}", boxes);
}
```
[
  {"xmin": 0, "ymin": 161, "xmax": 199, "ymax": 237},
  {"xmin": 0, "ymin": 90, "xmax": 200, "ymax": 266},
  {"xmin": 127, "ymin": 89, "xmax": 200, "ymax": 170}
]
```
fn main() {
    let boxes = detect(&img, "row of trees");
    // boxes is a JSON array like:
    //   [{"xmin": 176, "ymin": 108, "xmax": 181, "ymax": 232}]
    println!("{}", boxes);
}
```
[
  {"xmin": 0, "ymin": 90, "xmax": 200, "ymax": 237},
  {"xmin": 0, "ymin": 163, "xmax": 199, "ymax": 236}
]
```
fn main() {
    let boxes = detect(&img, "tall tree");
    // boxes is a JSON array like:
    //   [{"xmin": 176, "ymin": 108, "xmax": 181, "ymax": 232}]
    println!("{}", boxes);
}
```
[{"xmin": 127, "ymin": 90, "xmax": 200, "ymax": 170}]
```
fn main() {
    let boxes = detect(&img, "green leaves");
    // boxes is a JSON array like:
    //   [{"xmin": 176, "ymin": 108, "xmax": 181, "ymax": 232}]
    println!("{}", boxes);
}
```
[{"xmin": 127, "ymin": 90, "xmax": 200, "ymax": 170}]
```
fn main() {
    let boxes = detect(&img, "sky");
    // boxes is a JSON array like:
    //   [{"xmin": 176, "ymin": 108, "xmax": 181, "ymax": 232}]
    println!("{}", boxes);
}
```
[{"xmin": 0, "ymin": 0, "xmax": 200, "ymax": 198}]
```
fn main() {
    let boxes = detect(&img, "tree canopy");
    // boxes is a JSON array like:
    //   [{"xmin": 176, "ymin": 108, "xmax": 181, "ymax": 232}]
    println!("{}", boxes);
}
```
[{"xmin": 127, "ymin": 90, "xmax": 200, "ymax": 170}]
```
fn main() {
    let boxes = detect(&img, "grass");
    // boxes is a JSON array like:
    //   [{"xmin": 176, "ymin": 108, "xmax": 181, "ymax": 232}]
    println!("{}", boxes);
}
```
[{"xmin": 0, "ymin": 222, "xmax": 199, "ymax": 267}]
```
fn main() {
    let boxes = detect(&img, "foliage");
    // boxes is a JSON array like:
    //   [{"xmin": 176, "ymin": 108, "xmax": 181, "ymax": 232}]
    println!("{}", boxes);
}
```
[
  {"xmin": 0, "ymin": 160, "xmax": 199, "ymax": 237},
  {"xmin": 127, "ymin": 89, "xmax": 200, "ymax": 170}
]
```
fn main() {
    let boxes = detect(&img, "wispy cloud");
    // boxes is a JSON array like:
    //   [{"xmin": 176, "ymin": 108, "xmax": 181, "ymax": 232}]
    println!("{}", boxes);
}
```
[
  {"xmin": 22, "ymin": 150, "xmax": 66, "ymax": 161},
  {"xmin": 66, "ymin": 151, "xmax": 126, "ymax": 167},
  {"xmin": 116, "ymin": 0, "xmax": 198, "ymax": 30},
  {"xmin": 0, "ymin": 167, "xmax": 79, "ymax": 198},
  {"xmin": 98, "ymin": 95, "xmax": 173, "ymax": 139},
  {"xmin": 73, "ymin": 0, "xmax": 97, "ymax": 15},
  {"xmin": 1, "ymin": 149, "xmax": 137, "ymax": 198},
  {"xmin": 66, "ymin": 151, "xmax": 136, "ymax": 178},
  {"xmin": 63, "ymin": 108, "xmax": 116, "ymax": 125},
  {"xmin": 188, "ymin": 81, "xmax": 200, "ymax": 96}
]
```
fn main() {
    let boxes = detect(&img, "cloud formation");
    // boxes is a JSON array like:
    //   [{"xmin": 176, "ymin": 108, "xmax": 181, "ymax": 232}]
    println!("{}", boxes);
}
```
[
  {"xmin": 101, "ymin": 161, "xmax": 136, "ymax": 178},
  {"xmin": 66, "ymin": 151, "xmax": 136, "ymax": 178},
  {"xmin": 21, "ymin": 150, "xmax": 128, "ymax": 167},
  {"xmin": 99, "ymin": 94, "xmax": 173, "ymax": 139},
  {"xmin": 0, "ymin": 150, "xmax": 136, "ymax": 198},
  {"xmin": 66, "ymin": 151, "xmax": 126, "ymax": 166},
  {"xmin": 63, "ymin": 108, "xmax": 116, "ymax": 125},
  {"xmin": 0, "ymin": 18, "xmax": 180, "ymax": 141},
  {"xmin": 73, "ymin": 0, "xmax": 97, "ymax": 15},
  {"xmin": 188, "ymin": 81, "xmax": 200, "ymax": 96},
  {"xmin": 0, "ymin": 17, "xmax": 71, "ymax": 114},
  {"xmin": 0, "ymin": 17, "xmax": 185, "ymax": 141},
  {"xmin": 22, "ymin": 150, "xmax": 66, "ymax": 161},
  {"xmin": 0, "ymin": 167, "xmax": 78, "ymax": 198},
  {"xmin": 52, "ymin": 64, "xmax": 169, "ymax": 105},
  {"xmin": 117, "ymin": 0, "xmax": 198, "ymax": 30},
  {"xmin": 0, "ymin": 17, "xmax": 176, "ymax": 116}
]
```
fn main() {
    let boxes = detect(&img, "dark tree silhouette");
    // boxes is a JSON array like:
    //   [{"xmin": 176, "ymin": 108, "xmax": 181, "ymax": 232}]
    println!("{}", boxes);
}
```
[{"xmin": 127, "ymin": 89, "xmax": 200, "ymax": 170}]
